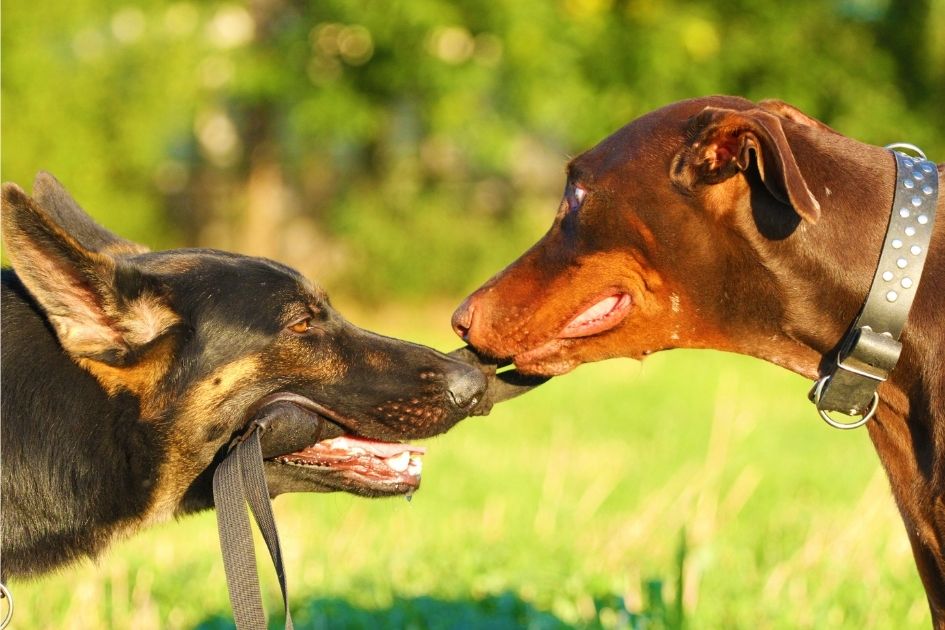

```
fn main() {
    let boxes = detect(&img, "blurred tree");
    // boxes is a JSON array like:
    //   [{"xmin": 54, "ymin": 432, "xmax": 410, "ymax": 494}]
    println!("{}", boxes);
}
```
[{"xmin": 3, "ymin": 0, "xmax": 944, "ymax": 301}]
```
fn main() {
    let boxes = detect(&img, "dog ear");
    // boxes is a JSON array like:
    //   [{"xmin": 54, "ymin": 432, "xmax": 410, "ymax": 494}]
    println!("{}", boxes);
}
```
[
  {"xmin": 32, "ymin": 171, "xmax": 150, "ymax": 256},
  {"xmin": 1, "ymin": 181, "xmax": 177, "ymax": 365},
  {"xmin": 671, "ymin": 106, "xmax": 821, "ymax": 223},
  {"xmin": 757, "ymin": 99, "xmax": 838, "ymax": 135}
]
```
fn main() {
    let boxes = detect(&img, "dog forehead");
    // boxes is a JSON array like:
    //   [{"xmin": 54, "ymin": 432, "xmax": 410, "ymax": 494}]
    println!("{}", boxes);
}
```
[
  {"xmin": 143, "ymin": 249, "xmax": 306, "ymax": 283},
  {"xmin": 138, "ymin": 249, "xmax": 322, "ymax": 311},
  {"xmin": 571, "ymin": 96, "xmax": 758, "ymax": 180}
]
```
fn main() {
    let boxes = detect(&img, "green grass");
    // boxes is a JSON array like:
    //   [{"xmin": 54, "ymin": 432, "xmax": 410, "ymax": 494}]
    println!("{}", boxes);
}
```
[{"xmin": 8, "ymin": 306, "xmax": 929, "ymax": 629}]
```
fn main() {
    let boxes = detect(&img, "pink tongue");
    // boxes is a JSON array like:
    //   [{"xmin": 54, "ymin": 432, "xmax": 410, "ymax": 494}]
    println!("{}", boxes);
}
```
[
  {"xmin": 568, "ymin": 295, "xmax": 620, "ymax": 327},
  {"xmin": 327, "ymin": 436, "xmax": 426, "ymax": 457}
]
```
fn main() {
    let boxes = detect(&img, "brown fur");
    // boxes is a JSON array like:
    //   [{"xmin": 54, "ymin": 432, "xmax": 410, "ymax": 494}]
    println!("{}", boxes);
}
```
[{"xmin": 453, "ymin": 96, "xmax": 945, "ymax": 625}]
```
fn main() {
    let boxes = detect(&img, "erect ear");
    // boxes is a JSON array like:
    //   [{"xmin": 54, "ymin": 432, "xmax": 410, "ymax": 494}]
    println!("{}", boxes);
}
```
[
  {"xmin": 32, "ymin": 171, "xmax": 150, "ymax": 256},
  {"xmin": 1, "ymin": 181, "xmax": 178, "ymax": 365},
  {"xmin": 671, "ymin": 106, "xmax": 822, "ymax": 223}
]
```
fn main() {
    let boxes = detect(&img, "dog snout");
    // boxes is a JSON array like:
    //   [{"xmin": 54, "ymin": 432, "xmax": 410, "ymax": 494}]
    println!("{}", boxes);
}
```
[
  {"xmin": 451, "ymin": 298, "xmax": 477, "ymax": 341},
  {"xmin": 444, "ymin": 361, "xmax": 487, "ymax": 410}
]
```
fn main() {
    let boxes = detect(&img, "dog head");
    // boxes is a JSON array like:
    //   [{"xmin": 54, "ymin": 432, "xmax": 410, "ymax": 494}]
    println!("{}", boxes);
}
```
[
  {"xmin": 1, "ymin": 173, "xmax": 487, "ymax": 514},
  {"xmin": 452, "ymin": 96, "xmax": 891, "ymax": 377}
]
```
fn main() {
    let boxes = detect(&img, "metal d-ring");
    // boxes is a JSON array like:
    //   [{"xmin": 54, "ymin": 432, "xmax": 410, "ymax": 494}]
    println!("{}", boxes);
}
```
[
  {"xmin": 810, "ymin": 376, "xmax": 879, "ymax": 430},
  {"xmin": 0, "ymin": 582, "xmax": 13, "ymax": 630},
  {"xmin": 884, "ymin": 142, "xmax": 928, "ymax": 160}
]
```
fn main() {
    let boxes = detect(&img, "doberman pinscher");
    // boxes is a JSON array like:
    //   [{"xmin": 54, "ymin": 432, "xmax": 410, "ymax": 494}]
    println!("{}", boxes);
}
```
[
  {"xmin": 0, "ymin": 173, "xmax": 488, "ymax": 579},
  {"xmin": 452, "ymin": 96, "xmax": 945, "ymax": 624}
]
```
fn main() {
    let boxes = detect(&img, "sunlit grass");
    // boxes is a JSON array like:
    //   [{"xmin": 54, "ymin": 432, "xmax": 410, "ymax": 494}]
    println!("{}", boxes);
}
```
[{"xmin": 9, "ymin": 306, "xmax": 928, "ymax": 629}]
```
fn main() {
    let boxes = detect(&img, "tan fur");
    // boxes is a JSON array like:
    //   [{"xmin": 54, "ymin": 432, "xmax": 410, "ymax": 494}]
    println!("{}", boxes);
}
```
[
  {"xmin": 99, "ymin": 240, "xmax": 149, "ymax": 257},
  {"xmin": 145, "ymin": 356, "xmax": 264, "ymax": 523},
  {"xmin": 701, "ymin": 175, "xmax": 751, "ymax": 220},
  {"xmin": 363, "ymin": 349, "xmax": 394, "ymax": 371},
  {"xmin": 76, "ymin": 335, "xmax": 178, "ymax": 417},
  {"xmin": 120, "ymin": 295, "xmax": 180, "ymax": 347}
]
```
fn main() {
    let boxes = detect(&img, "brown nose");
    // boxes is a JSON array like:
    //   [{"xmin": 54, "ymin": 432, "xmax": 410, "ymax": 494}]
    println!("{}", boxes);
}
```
[{"xmin": 451, "ymin": 298, "xmax": 476, "ymax": 341}]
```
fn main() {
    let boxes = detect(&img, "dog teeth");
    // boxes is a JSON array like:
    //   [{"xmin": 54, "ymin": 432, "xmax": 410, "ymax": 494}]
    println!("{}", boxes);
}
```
[
  {"xmin": 407, "ymin": 457, "xmax": 423, "ymax": 476},
  {"xmin": 385, "ymin": 451, "xmax": 411, "ymax": 472}
]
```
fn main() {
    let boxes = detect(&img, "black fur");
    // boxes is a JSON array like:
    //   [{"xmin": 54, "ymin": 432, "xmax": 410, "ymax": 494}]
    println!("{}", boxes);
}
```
[
  {"xmin": 1, "ymin": 271, "xmax": 163, "ymax": 575},
  {"xmin": 1, "ymin": 174, "xmax": 488, "ymax": 579}
]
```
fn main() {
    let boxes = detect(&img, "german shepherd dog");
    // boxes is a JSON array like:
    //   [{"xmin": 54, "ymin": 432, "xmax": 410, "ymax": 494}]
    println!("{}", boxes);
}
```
[{"xmin": 0, "ymin": 173, "xmax": 487, "ymax": 579}]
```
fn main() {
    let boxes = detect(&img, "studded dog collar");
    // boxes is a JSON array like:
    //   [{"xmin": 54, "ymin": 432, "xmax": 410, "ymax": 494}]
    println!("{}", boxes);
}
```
[{"xmin": 810, "ymin": 145, "xmax": 940, "ymax": 429}]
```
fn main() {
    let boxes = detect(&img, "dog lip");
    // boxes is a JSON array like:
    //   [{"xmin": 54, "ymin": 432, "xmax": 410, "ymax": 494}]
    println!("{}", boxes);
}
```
[
  {"xmin": 511, "ymin": 338, "xmax": 573, "ymax": 376},
  {"xmin": 273, "ymin": 437, "xmax": 425, "ymax": 488},
  {"xmin": 249, "ymin": 391, "xmax": 345, "ymax": 432},
  {"xmin": 254, "ymin": 392, "xmax": 426, "ymax": 490},
  {"xmin": 253, "ymin": 391, "xmax": 382, "ymax": 446},
  {"xmin": 558, "ymin": 292, "xmax": 631, "ymax": 338},
  {"xmin": 508, "ymin": 292, "xmax": 631, "ymax": 376}
]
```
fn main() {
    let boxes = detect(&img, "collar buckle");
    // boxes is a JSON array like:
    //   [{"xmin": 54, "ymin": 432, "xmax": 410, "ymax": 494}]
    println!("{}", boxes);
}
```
[{"xmin": 811, "ymin": 147, "xmax": 938, "ymax": 428}]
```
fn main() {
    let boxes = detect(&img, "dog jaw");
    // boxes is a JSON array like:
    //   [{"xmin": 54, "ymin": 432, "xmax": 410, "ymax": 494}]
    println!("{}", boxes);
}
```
[
  {"xmin": 456, "ymin": 247, "xmax": 667, "ymax": 377},
  {"xmin": 272, "ymin": 436, "xmax": 425, "ymax": 493}
]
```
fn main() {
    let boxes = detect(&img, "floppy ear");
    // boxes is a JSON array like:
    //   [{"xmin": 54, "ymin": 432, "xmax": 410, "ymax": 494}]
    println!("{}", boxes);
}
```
[
  {"xmin": 1, "ymin": 180, "xmax": 177, "ymax": 365},
  {"xmin": 671, "ymin": 106, "xmax": 821, "ymax": 223},
  {"xmin": 757, "ymin": 99, "xmax": 838, "ymax": 135}
]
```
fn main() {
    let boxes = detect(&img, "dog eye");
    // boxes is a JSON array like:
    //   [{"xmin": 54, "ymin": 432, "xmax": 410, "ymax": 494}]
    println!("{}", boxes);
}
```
[
  {"xmin": 288, "ymin": 317, "xmax": 315, "ymax": 335},
  {"xmin": 566, "ymin": 183, "xmax": 587, "ymax": 213}
]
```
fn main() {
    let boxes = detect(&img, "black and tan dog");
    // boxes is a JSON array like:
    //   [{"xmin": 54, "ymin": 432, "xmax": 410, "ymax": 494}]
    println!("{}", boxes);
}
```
[{"xmin": 0, "ymin": 173, "xmax": 487, "ymax": 579}]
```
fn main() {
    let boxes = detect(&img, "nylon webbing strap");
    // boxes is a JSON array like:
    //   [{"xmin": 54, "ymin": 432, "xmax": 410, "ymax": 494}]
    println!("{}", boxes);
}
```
[
  {"xmin": 811, "ymin": 148, "xmax": 939, "ymax": 427},
  {"xmin": 213, "ymin": 426, "xmax": 293, "ymax": 629},
  {"xmin": 207, "ymin": 358, "xmax": 537, "ymax": 627}
]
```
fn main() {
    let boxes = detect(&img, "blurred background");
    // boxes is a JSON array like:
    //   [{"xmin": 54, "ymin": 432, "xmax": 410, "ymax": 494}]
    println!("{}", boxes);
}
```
[{"xmin": 3, "ymin": 0, "xmax": 945, "ymax": 628}]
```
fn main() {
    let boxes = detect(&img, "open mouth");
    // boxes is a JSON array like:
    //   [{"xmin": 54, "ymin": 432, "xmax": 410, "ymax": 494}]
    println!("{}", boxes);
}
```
[
  {"xmin": 251, "ymin": 393, "xmax": 426, "ymax": 493},
  {"xmin": 559, "ymin": 292, "xmax": 632, "ymax": 338},
  {"xmin": 273, "ymin": 436, "xmax": 425, "ymax": 488}
]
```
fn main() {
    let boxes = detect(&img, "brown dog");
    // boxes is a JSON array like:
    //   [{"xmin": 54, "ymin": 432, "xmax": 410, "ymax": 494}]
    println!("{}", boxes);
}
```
[{"xmin": 452, "ymin": 96, "xmax": 945, "ymax": 624}]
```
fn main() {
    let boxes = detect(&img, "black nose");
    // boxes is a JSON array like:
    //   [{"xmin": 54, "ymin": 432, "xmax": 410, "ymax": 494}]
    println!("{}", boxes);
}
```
[{"xmin": 444, "ymin": 363, "xmax": 487, "ymax": 410}]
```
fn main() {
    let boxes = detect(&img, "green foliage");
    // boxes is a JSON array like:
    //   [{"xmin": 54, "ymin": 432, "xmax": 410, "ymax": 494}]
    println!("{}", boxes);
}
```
[
  {"xmin": 4, "ymin": 0, "xmax": 944, "ymax": 298},
  {"xmin": 1, "ymin": 6, "xmax": 939, "ymax": 626}
]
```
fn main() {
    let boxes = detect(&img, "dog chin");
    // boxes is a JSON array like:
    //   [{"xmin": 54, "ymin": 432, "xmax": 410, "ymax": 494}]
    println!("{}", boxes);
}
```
[
  {"xmin": 263, "ymin": 460, "xmax": 422, "ymax": 497},
  {"xmin": 512, "ymin": 340, "xmax": 581, "ymax": 376}
]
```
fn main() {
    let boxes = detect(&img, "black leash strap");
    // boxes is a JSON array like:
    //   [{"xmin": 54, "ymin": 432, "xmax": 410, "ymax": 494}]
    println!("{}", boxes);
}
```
[{"xmin": 213, "ymin": 422, "xmax": 293, "ymax": 630}]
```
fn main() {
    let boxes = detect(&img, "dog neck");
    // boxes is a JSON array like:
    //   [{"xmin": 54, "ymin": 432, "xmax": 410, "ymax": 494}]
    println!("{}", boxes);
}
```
[
  {"xmin": 735, "ymin": 129, "xmax": 944, "ymax": 388},
  {"xmin": 771, "ymin": 134, "xmax": 945, "ymax": 609},
  {"xmin": 0, "ymin": 270, "xmax": 163, "ymax": 578}
]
